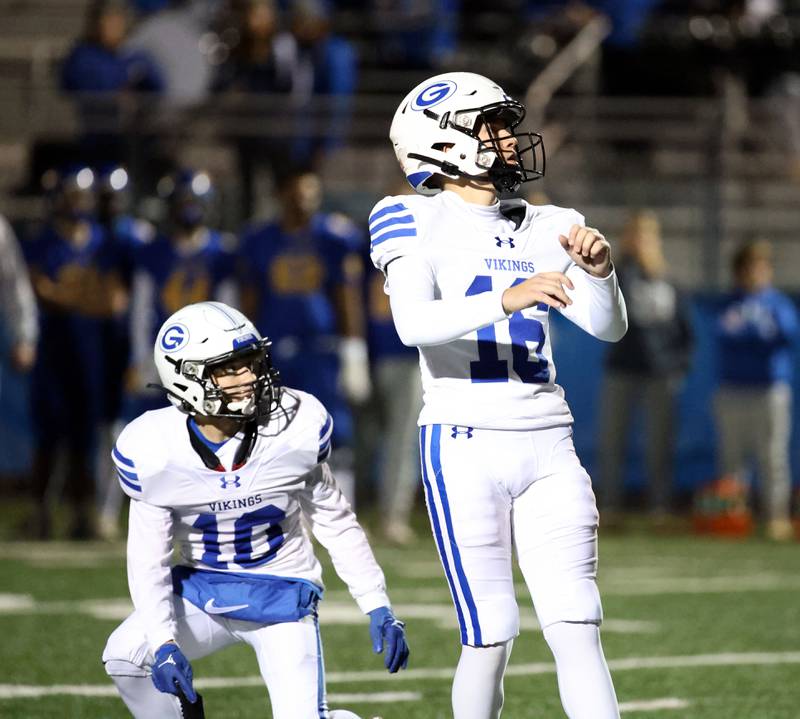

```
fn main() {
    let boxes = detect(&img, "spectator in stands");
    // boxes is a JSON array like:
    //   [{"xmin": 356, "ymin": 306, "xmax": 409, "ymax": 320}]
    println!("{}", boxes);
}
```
[
  {"xmin": 25, "ymin": 167, "xmax": 127, "ymax": 539},
  {"xmin": 239, "ymin": 169, "xmax": 370, "ymax": 505},
  {"xmin": 214, "ymin": 0, "xmax": 295, "ymax": 94},
  {"xmin": 284, "ymin": 0, "xmax": 358, "ymax": 168},
  {"xmin": 0, "ymin": 214, "xmax": 38, "ymax": 390},
  {"xmin": 714, "ymin": 240, "xmax": 798, "ymax": 542},
  {"xmin": 61, "ymin": 0, "xmax": 164, "ymax": 165},
  {"xmin": 371, "ymin": 0, "xmax": 459, "ymax": 70},
  {"xmin": 125, "ymin": 0, "xmax": 218, "ymax": 109},
  {"xmin": 214, "ymin": 0, "xmax": 298, "ymax": 217},
  {"xmin": 596, "ymin": 210, "xmax": 693, "ymax": 526}
]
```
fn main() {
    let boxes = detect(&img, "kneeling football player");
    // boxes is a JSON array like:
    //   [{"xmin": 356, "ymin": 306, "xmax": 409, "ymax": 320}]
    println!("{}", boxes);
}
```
[{"xmin": 102, "ymin": 301, "xmax": 409, "ymax": 718}]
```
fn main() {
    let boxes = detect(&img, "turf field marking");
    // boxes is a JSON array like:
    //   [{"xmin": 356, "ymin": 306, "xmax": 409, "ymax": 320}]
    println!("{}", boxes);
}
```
[
  {"xmin": 0, "ymin": 684, "xmax": 419, "ymax": 703},
  {"xmin": 328, "ymin": 691, "xmax": 421, "ymax": 703},
  {"xmin": 0, "ymin": 596, "xmax": 658, "ymax": 633},
  {"xmin": 601, "ymin": 573, "xmax": 800, "ymax": 595},
  {"xmin": 3, "ymin": 652, "xmax": 800, "ymax": 700},
  {"xmin": 389, "ymin": 561, "xmax": 800, "ymax": 595},
  {"xmin": 0, "ymin": 542, "xmax": 124, "ymax": 567},
  {"xmin": 618, "ymin": 698, "xmax": 689, "ymax": 712},
  {"xmin": 0, "ymin": 594, "xmax": 35, "ymax": 611}
]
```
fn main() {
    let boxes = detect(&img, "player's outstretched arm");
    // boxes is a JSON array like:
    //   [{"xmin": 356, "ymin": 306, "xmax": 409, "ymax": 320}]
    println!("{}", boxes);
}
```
[{"xmin": 368, "ymin": 606, "xmax": 410, "ymax": 673}]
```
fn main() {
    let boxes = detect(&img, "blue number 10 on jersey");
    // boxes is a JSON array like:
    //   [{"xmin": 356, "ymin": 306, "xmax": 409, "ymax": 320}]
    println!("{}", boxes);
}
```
[
  {"xmin": 466, "ymin": 275, "xmax": 549, "ymax": 384},
  {"xmin": 192, "ymin": 505, "xmax": 286, "ymax": 569}
]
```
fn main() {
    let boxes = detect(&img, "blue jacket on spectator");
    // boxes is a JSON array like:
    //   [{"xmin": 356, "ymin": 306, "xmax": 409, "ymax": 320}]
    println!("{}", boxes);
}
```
[
  {"xmin": 61, "ymin": 42, "xmax": 163, "ymax": 94},
  {"xmin": 717, "ymin": 287, "xmax": 799, "ymax": 386}
]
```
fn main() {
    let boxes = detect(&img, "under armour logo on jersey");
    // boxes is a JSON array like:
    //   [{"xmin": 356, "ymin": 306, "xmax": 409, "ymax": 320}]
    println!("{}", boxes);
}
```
[
  {"xmin": 220, "ymin": 475, "xmax": 241, "ymax": 489},
  {"xmin": 451, "ymin": 426, "xmax": 474, "ymax": 439},
  {"xmin": 495, "ymin": 237, "xmax": 515, "ymax": 248}
]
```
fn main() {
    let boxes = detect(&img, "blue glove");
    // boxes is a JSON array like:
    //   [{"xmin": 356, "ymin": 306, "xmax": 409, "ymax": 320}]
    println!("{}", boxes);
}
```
[
  {"xmin": 151, "ymin": 642, "xmax": 197, "ymax": 703},
  {"xmin": 368, "ymin": 606, "xmax": 410, "ymax": 673}
]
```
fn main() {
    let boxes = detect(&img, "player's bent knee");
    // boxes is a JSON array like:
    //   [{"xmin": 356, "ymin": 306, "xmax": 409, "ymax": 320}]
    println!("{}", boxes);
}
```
[
  {"xmin": 104, "ymin": 659, "xmax": 149, "ymax": 678},
  {"xmin": 102, "ymin": 621, "xmax": 151, "ymax": 670}
]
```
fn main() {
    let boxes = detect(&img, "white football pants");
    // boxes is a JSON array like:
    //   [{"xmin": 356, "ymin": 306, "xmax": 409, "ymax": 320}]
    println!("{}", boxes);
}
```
[
  {"xmin": 103, "ymin": 594, "xmax": 335, "ymax": 718},
  {"xmin": 420, "ymin": 424, "xmax": 603, "ymax": 645},
  {"xmin": 420, "ymin": 423, "xmax": 618, "ymax": 718}
]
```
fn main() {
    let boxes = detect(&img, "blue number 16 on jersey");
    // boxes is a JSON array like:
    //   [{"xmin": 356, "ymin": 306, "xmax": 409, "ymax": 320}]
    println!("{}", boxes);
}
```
[{"xmin": 466, "ymin": 275, "xmax": 549, "ymax": 384}]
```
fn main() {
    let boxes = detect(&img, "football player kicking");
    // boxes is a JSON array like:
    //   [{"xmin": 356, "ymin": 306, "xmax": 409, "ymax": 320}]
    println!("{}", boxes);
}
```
[
  {"xmin": 369, "ymin": 72, "xmax": 627, "ymax": 718},
  {"xmin": 102, "ymin": 301, "xmax": 409, "ymax": 718}
]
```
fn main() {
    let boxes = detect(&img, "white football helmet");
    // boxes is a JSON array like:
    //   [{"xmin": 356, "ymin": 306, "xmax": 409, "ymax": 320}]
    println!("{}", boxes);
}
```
[
  {"xmin": 153, "ymin": 302, "xmax": 281, "ymax": 421},
  {"xmin": 390, "ymin": 71, "xmax": 545, "ymax": 195}
]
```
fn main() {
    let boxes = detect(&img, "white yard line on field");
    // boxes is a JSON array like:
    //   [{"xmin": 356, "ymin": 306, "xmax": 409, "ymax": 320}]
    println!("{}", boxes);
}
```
[
  {"xmin": 0, "ymin": 683, "xmax": 689, "ymax": 712},
  {"xmin": 392, "ymin": 562, "xmax": 800, "ymax": 595},
  {"xmin": 601, "ymin": 574, "xmax": 800, "ymax": 596},
  {"xmin": 0, "ymin": 595, "xmax": 658, "ymax": 633},
  {"xmin": 3, "ymin": 653, "xmax": 800, "ymax": 703},
  {"xmin": 619, "ymin": 698, "xmax": 689, "ymax": 712},
  {"xmin": 0, "ymin": 684, "xmax": 419, "ymax": 703}
]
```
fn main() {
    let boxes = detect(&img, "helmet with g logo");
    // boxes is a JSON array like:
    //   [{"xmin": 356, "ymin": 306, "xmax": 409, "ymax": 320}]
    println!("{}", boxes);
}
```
[
  {"xmin": 390, "ymin": 72, "xmax": 545, "ymax": 195},
  {"xmin": 153, "ymin": 302, "xmax": 281, "ymax": 420}
]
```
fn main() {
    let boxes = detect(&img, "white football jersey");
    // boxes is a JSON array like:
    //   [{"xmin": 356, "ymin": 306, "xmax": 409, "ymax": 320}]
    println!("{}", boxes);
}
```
[
  {"xmin": 113, "ymin": 388, "xmax": 389, "ymax": 647},
  {"xmin": 369, "ymin": 190, "xmax": 626, "ymax": 430}
]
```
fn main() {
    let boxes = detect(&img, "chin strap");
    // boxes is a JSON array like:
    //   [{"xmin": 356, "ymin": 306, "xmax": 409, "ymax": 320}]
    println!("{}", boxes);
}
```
[
  {"xmin": 406, "ymin": 152, "xmax": 465, "ymax": 178},
  {"xmin": 406, "ymin": 152, "xmax": 521, "ymax": 193},
  {"xmin": 186, "ymin": 416, "xmax": 259, "ymax": 472}
]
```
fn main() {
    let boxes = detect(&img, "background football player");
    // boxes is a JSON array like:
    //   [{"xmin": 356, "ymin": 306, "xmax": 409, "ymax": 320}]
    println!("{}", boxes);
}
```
[
  {"xmin": 369, "ymin": 72, "xmax": 627, "ymax": 718},
  {"xmin": 26, "ymin": 165, "xmax": 127, "ymax": 539},
  {"xmin": 125, "ymin": 168, "xmax": 238, "ymax": 417},
  {"xmin": 239, "ymin": 169, "xmax": 370, "ymax": 505},
  {"xmin": 102, "ymin": 301, "xmax": 409, "ymax": 718}
]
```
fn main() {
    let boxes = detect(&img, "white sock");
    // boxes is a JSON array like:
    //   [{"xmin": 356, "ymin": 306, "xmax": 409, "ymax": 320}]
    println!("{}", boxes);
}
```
[
  {"xmin": 105, "ymin": 660, "xmax": 183, "ymax": 719},
  {"xmin": 542, "ymin": 622, "xmax": 619, "ymax": 719},
  {"xmin": 452, "ymin": 640, "xmax": 513, "ymax": 719}
]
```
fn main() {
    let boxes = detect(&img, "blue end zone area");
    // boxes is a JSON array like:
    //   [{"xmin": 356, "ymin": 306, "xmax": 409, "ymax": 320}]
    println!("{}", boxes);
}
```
[{"xmin": 551, "ymin": 294, "xmax": 800, "ymax": 502}]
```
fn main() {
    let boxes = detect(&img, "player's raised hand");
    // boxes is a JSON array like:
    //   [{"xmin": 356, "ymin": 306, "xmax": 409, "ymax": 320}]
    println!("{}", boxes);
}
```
[
  {"xmin": 501, "ymin": 272, "xmax": 574, "ymax": 314},
  {"xmin": 559, "ymin": 224, "xmax": 612, "ymax": 277}
]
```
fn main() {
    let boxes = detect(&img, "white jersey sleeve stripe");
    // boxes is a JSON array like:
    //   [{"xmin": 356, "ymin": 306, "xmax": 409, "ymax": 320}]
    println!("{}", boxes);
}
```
[
  {"xmin": 117, "ymin": 469, "xmax": 142, "ymax": 492},
  {"xmin": 368, "ymin": 202, "xmax": 408, "ymax": 225},
  {"xmin": 113, "ymin": 445, "xmax": 136, "ymax": 469},
  {"xmin": 370, "ymin": 225, "xmax": 417, "ymax": 249},
  {"xmin": 317, "ymin": 412, "xmax": 334, "ymax": 462},
  {"xmin": 319, "ymin": 413, "xmax": 333, "ymax": 442},
  {"xmin": 369, "ymin": 214, "xmax": 415, "ymax": 238},
  {"xmin": 112, "ymin": 443, "xmax": 142, "ymax": 493}
]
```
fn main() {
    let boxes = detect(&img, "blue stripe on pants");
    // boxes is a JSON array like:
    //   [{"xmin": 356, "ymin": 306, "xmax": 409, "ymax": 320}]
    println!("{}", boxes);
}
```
[
  {"xmin": 314, "ymin": 613, "xmax": 327, "ymax": 718},
  {"xmin": 420, "ymin": 425, "xmax": 469, "ymax": 644},
  {"xmin": 429, "ymin": 424, "xmax": 483, "ymax": 646}
]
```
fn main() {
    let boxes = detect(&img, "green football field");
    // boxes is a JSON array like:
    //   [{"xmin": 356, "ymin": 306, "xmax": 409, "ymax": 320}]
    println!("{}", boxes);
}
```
[{"xmin": 0, "ymin": 515, "xmax": 798, "ymax": 719}]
